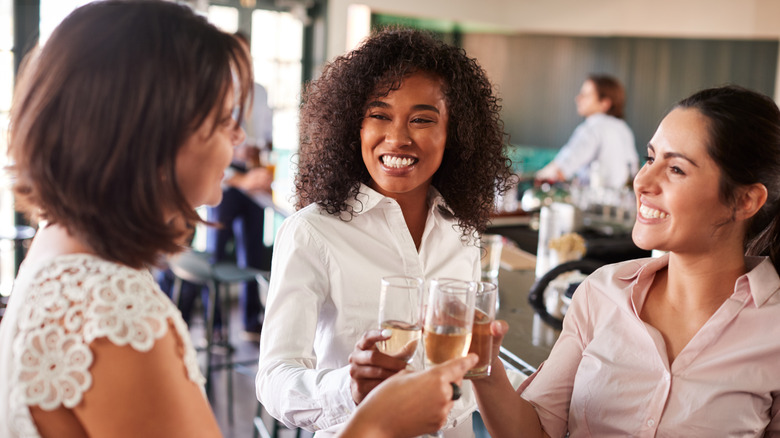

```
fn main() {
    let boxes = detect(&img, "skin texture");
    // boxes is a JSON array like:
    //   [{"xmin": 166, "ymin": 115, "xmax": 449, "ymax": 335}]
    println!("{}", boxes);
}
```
[{"xmin": 175, "ymin": 94, "xmax": 246, "ymax": 209}]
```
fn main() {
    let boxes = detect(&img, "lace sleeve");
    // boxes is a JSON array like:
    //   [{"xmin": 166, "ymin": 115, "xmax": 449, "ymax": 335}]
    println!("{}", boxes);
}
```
[{"xmin": 7, "ymin": 254, "xmax": 204, "ymax": 437}]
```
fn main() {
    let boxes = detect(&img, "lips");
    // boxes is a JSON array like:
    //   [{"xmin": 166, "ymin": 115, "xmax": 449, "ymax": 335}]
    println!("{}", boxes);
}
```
[{"xmin": 381, "ymin": 154, "xmax": 418, "ymax": 169}]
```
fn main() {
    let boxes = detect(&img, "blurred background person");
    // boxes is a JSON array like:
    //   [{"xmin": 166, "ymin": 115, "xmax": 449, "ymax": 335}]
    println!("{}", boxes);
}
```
[
  {"xmin": 205, "ymin": 30, "xmax": 273, "ymax": 343},
  {"xmin": 536, "ymin": 74, "xmax": 638, "ymax": 189}
]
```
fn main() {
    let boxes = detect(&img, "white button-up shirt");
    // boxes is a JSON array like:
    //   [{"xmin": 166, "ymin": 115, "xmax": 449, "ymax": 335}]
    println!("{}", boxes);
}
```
[
  {"xmin": 257, "ymin": 184, "xmax": 480, "ymax": 437},
  {"xmin": 520, "ymin": 254, "xmax": 780, "ymax": 437},
  {"xmin": 553, "ymin": 113, "xmax": 638, "ymax": 188}
]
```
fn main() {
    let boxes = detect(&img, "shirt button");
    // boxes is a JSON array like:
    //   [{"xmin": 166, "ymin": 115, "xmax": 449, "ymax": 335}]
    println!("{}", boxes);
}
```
[{"xmin": 647, "ymin": 419, "xmax": 656, "ymax": 427}]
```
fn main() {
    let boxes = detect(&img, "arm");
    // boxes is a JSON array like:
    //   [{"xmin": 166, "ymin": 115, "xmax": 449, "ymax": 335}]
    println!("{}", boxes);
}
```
[
  {"xmin": 551, "ymin": 121, "xmax": 600, "ymax": 180},
  {"xmin": 57, "ymin": 324, "xmax": 220, "ymax": 437},
  {"xmin": 225, "ymin": 167, "xmax": 272, "ymax": 193},
  {"xmin": 256, "ymin": 216, "xmax": 356, "ymax": 431},
  {"xmin": 471, "ymin": 320, "xmax": 548, "ymax": 438},
  {"xmin": 339, "ymin": 354, "xmax": 479, "ymax": 438}
]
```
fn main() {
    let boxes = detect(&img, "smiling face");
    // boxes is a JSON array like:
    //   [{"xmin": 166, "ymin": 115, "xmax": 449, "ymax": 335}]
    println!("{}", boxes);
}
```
[
  {"xmin": 632, "ymin": 107, "xmax": 740, "ymax": 255},
  {"xmin": 360, "ymin": 72, "xmax": 448, "ymax": 203},
  {"xmin": 175, "ymin": 89, "xmax": 245, "ymax": 208}
]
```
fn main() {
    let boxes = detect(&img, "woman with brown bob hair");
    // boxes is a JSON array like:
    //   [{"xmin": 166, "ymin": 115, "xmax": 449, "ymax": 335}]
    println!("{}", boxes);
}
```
[
  {"xmin": 0, "ymin": 1, "xmax": 252, "ymax": 436},
  {"xmin": 257, "ymin": 28, "xmax": 513, "ymax": 437}
]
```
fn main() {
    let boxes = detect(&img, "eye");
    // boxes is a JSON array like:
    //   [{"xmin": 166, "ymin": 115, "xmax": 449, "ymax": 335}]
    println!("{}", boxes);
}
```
[
  {"xmin": 643, "ymin": 155, "xmax": 654, "ymax": 165},
  {"xmin": 368, "ymin": 113, "xmax": 390, "ymax": 121},
  {"xmin": 670, "ymin": 166, "xmax": 685, "ymax": 175},
  {"xmin": 411, "ymin": 117, "xmax": 434, "ymax": 124}
]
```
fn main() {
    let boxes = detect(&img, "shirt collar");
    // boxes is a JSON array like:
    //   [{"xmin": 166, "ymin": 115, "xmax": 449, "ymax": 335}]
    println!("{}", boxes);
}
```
[
  {"xmin": 742, "ymin": 257, "xmax": 780, "ymax": 307},
  {"xmin": 347, "ymin": 183, "xmax": 453, "ymax": 216},
  {"xmin": 616, "ymin": 252, "xmax": 780, "ymax": 308}
]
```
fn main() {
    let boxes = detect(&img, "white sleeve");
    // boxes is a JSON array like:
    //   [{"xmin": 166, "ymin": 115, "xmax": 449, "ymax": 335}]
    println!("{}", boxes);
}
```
[
  {"xmin": 553, "ymin": 122, "xmax": 600, "ymax": 180},
  {"xmin": 256, "ymin": 215, "xmax": 356, "ymax": 432}
]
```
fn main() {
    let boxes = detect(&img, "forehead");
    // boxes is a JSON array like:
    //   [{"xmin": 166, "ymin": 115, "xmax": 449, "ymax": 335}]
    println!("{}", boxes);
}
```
[
  {"xmin": 652, "ymin": 108, "xmax": 710, "ymax": 152},
  {"xmin": 372, "ymin": 71, "xmax": 446, "ymax": 99}
]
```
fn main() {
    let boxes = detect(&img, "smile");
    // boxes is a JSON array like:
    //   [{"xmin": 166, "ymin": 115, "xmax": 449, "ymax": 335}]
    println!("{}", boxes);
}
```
[
  {"xmin": 381, "ymin": 155, "xmax": 417, "ymax": 169},
  {"xmin": 639, "ymin": 203, "xmax": 669, "ymax": 219}
]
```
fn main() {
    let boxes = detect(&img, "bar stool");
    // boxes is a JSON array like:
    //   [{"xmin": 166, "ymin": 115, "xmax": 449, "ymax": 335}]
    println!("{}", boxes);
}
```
[{"xmin": 167, "ymin": 250, "xmax": 266, "ymax": 414}]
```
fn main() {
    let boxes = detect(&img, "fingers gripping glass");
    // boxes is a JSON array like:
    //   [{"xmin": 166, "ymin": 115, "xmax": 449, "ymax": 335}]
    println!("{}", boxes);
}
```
[{"xmin": 377, "ymin": 276, "xmax": 424, "ymax": 363}]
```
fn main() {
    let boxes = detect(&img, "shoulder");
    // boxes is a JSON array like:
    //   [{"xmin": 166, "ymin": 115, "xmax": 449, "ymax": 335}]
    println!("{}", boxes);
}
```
[
  {"xmin": 21, "ymin": 254, "xmax": 174, "ymax": 350},
  {"xmin": 579, "ymin": 257, "xmax": 651, "ymax": 298},
  {"xmin": 7, "ymin": 254, "xmax": 190, "ymax": 416}
]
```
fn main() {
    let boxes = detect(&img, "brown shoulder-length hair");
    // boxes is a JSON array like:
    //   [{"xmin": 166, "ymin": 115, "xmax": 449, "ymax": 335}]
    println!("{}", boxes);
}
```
[
  {"xmin": 296, "ymin": 27, "xmax": 513, "ymax": 238},
  {"xmin": 588, "ymin": 73, "xmax": 626, "ymax": 119},
  {"xmin": 8, "ymin": 0, "xmax": 253, "ymax": 269}
]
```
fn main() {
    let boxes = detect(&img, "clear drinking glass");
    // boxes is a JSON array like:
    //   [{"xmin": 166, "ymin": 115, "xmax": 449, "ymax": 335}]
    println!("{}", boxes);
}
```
[
  {"xmin": 422, "ymin": 278, "xmax": 477, "ymax": 438},
  {"xmin": 465, "ymin": 282, "xmax": 498, "ymax": 379},
  {"xmin": 377, "ymin": 275, "xmax": 424, "ymax": 364},
  {"xmin": 480, "ymin": 234, "xmax": 504, "ymax": 284}
]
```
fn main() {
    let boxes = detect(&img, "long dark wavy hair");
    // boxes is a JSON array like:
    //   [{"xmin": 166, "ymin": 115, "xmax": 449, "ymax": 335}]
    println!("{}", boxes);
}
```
[{"xmin": 296, "ymin": 27, "xmax": 513, "ymax": 238}]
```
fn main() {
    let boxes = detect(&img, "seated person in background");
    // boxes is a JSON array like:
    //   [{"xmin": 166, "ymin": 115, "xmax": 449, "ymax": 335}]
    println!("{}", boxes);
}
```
[
  {"xmin": 256, "ymin": 27, "xmax": 513, "ymax": 437},
  {"xmin": 206, "ymin": 30, "xmax": 274, "ymax": 342},
  {"xmin": 0, "ymin": 1, "xmax": 253, "ymax": 435},
  {"xmin": 536, "ymin": 74, "xmax": 639, "ymax": 189},
  {"xmin": 474, "ymin": 85, "xmax": 780, "ymax": 436}
]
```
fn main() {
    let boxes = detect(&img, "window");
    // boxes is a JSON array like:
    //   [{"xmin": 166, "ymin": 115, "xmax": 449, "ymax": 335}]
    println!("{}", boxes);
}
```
[{"xmin": 251, "ymin": 8, "xmax": 302, "ymax": 211}]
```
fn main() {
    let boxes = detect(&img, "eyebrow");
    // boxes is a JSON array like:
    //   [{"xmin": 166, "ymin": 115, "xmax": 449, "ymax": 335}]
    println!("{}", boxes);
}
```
[
  {"xmin": 366, "ymin": 101, "xmax": 441, "ymax": 114},
  {"xmin": 647, "ymin": 144, "xmax": 700, "ymax": 167}
]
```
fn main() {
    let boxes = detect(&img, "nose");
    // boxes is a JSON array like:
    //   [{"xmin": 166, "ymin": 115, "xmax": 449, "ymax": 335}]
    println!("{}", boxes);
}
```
[
  {"xmin": 633, "ymin": 161, "xmax": 659, "ymax": 195},
  {"xmin": 385, "ymin": 120, "xmax": 411, "ymax": 147}
]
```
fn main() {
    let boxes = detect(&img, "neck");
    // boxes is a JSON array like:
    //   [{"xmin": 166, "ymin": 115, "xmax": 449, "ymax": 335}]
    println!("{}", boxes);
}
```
[
  {"xmin": 25, "ymin": 223, "xmax": 95, "ymax": 263},
  {"xmin": 664, "ymin": 248, "xmax": 746, "ymax": 312}
]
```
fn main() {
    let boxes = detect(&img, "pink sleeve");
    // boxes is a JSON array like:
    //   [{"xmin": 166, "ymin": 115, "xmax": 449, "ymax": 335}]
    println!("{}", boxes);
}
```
[{"xmin": 518, "ymin": 278, "xmax": 594, "ymax": 438}]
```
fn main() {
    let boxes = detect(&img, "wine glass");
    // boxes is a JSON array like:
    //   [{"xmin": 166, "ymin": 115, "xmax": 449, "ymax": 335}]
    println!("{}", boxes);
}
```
[
  {"xmin": 422, "ymin": 278, "xmax": 477, "ymax": 437},
  {"xmin": 377, "ymin": 275, "xmax": 424, "ymax": 364}
]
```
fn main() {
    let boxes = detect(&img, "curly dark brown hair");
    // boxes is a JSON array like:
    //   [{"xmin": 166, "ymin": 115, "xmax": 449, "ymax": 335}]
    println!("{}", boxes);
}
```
[{"xmin": 296, "ymin": 27, "xmax": 513, "ymax": 237}]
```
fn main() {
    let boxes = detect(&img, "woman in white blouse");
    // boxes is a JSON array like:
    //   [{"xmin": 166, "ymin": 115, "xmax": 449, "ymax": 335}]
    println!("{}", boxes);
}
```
[{"xmin": 256, "ymin": 28, "xmax": 514, "ymax": 437}]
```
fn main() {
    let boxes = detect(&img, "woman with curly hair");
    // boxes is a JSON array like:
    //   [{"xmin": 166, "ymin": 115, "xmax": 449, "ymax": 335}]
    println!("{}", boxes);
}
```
[{"xmin": 256, "ymin": 28, "xmax": 513, "ymax": 437}]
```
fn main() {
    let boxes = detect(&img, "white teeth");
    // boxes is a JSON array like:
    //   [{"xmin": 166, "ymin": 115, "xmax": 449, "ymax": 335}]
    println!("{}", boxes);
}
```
[
  {"xmin": 639, "ymin": 204, "xmax": 668, "ymax": 219},
  {"xmin": 382, "ymin": 156, "xmax": 415, "ymax": 168}
]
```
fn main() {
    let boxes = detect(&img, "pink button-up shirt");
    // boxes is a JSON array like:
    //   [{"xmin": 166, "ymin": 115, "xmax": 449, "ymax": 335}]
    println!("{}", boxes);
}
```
[{"xmin": 520, "ymin": 254, "xmax": 780, "ymax": 437}]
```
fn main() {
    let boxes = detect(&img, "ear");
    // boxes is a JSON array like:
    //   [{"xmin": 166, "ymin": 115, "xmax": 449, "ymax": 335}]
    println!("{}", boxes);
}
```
[
  {"xmin": 597, "ymin": 97, "xmax": 612, "ymax": 114},
  {"xmin": 735, "ymin": 183, "xmax": 768, "ymax": 221}
]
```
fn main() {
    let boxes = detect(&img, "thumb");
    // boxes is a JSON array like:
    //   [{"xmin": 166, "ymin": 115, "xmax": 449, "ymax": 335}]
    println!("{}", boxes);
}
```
[
  {"xmin": 436, "ymin": 353, "xmax": 479, "ymax": 382},
  {"xmin": 491, "ymin": 320, "xmax": 509, "ymax": 343}
]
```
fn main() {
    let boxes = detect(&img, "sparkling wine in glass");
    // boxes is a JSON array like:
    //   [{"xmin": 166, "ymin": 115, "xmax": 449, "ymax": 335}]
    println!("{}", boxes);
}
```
[
  {"xmin": 377, "ymin": 275, "xmax": 424, "ymax": 363},
  {"xmin": 421, "ymin": 278, "xmax": 477, "ymax": 438}
]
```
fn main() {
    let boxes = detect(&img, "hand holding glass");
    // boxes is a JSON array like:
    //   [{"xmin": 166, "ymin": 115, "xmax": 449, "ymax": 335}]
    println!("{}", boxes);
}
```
[
  {"xmin": 377, "ymin": 276, "xmax": 424, "ymax": 363},
  {"xmin": 465, "ymin": 282, "xmax": 498, "ymax": 378}
]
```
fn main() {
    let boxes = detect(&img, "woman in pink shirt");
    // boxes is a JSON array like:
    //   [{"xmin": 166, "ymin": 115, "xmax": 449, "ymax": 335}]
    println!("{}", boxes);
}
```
[{"xmin": 474, "ymin": 85, "xmax": 780, "ymax": 437}]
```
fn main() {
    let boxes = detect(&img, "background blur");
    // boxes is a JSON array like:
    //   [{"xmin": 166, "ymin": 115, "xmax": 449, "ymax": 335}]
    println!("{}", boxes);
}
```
[{"xmin": 2, "ymin": 0, "xmax": 779, "ymax": 295}]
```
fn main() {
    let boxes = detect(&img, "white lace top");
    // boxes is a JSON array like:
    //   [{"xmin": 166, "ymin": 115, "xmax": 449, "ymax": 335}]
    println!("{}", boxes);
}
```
[{"xmin": 0, "ymin": 253, "xmax": 205, "ymax": 438}]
